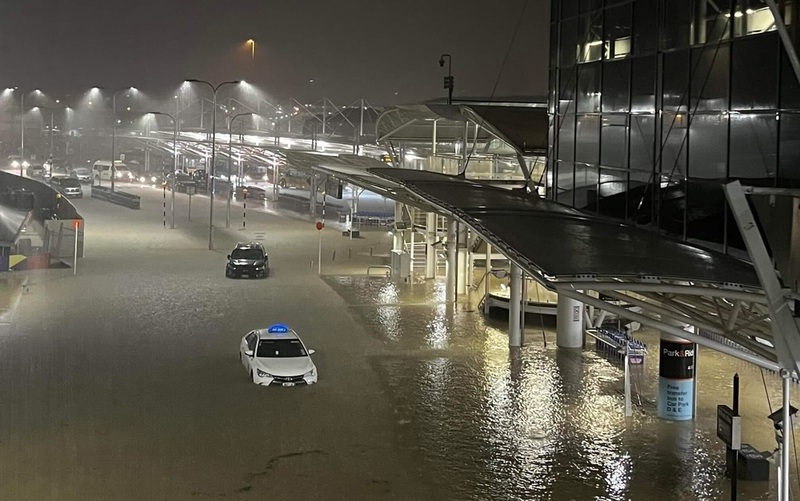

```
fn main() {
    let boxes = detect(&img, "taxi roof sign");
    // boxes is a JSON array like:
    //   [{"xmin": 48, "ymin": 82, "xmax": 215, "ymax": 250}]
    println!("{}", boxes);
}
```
[{"xmin": 267, "ymin": 324, "xmax": 290, "ymax": 334}]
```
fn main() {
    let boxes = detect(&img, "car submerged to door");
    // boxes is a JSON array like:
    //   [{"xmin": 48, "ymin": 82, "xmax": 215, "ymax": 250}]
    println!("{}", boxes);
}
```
[
  {"xmin": 239, "ymin": 324, "xmax": 318, "ymax": 386},
  {"xmin": 225, "ymin": 242, "xmax": 268, "ymax": 278}
]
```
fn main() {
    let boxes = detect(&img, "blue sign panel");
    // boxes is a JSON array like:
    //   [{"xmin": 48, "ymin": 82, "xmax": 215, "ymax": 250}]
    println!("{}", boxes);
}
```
[{"xmin": 658, "ymin": 378, "xmax": 694, "ymax": 420}]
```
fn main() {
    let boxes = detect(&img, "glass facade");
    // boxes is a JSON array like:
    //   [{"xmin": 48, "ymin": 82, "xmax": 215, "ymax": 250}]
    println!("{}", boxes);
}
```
[{"xmin": 549, "ymin": 0, "xmax": 800, "ymax": 250}]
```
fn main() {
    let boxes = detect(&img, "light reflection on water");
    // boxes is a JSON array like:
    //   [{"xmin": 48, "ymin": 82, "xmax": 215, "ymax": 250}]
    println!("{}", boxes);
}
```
[{"xmin": 327, "ymin": 276, "xmax": 787, "ymax": 500}]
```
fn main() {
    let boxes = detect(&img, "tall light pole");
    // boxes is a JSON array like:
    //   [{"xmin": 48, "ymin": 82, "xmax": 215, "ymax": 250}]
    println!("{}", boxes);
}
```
[
  {"xmin": 227, "ymin": 112, "xmax": 253, "ymax": 228},
  {"xmin": 439, "ymin": 54, "xmax": 454, "ymax": 105},
  {"xmin": 110, "ymin": 87, "xmax": 138, "ymax": 192},
  {"xmin": 185, "ymin": 79, "xmax": 241, "ymax": 250},
  {"xmin": 33, "ymin": 104, "xmax": 63, "ymax": 164},
  {"xmin": 148, "ymin": 111, "xmax": 178, "ymax": 229}
]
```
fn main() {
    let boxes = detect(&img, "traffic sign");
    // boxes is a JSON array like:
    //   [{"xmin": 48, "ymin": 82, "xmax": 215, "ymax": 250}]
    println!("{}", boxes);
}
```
[{"xmin": 315, "ymin": 221, "xmax": 324, "ymax": 231}]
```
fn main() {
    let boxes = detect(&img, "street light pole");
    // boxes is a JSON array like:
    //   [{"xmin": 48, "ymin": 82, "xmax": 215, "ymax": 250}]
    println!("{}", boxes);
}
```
[
  {"xmin": 186, "ymin": 79, "xmax": 241, "ymax": 250},
  {"xmin": 20, "ymin": 92, "xmax": 24, "ymax": 175},
  {"xmin": 110, "ymin": 87, "xmax": 137, "ymax": 192},
  {"xmin": 227, "ymin": 112, "xmax": 253, "ymax": 228},
  {"xmin": 439, "ymin": 54, "xmax": 454, "ymax": 105},
  {"xmin": 149, "ymin": 111, "xmax": 178, "ymax": 229}
]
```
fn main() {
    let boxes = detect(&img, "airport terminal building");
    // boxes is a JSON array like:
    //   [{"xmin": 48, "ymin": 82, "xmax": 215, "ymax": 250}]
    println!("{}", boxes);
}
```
[{"xmin": 548, "ymin": 0, "xmax": 800, "ymax": 263}]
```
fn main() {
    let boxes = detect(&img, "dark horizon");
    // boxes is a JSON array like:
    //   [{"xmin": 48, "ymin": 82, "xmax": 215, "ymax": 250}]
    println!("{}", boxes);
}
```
[{"xmin": 0, "ymin": 0, "xmax": 550, "ymax": 107}]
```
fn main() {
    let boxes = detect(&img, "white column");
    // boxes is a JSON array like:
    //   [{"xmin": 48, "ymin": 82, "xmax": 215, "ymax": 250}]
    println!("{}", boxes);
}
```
[
  {"xmin": 446, "ymin": 218, "xmax": 457, "ymax": 303},
  {"xmin": 484, "ymin": 242, "xmax": 492, "ymax": 314},
  {"xmin": 556, "ymin": 294, "xmax": 584, "ymax": 348},
  {"xmin": 509, "ymin": 264, "xmax": 523, "ymax": 347},
  {"xmin": 426, "ymin": 213, "xmax": 436, "ymax": 279},
  {"xmin": 456, "ymin": 224, "xmax": 472, "ymax": 295},
  {"xmin": 393, "ymin": 201, "xmax": 403, "ymax": 251}
]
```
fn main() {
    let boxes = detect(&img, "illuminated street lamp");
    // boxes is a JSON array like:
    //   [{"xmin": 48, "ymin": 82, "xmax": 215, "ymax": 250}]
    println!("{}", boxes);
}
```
[
  {"xmin": 148, "ymin": 111, "xmax": 178, "ymax": 229},
  {"xmin": 185, "ymin": 79, "xmax": 241, "ymax": 250},
  {"xmin": 227, "ymin": 112, "xmax": 254, "ymax": 228},
  {"xmin": 246, "ymin": 39, "xmax": 256, "ymax": 62},
  {"xmin": 11, "ymin": 88, "xmax": 43, "ymax": 176}
]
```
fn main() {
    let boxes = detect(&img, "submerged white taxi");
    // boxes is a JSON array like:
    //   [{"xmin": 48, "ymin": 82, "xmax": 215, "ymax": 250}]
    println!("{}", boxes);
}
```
[{"xmin": 239, "ymin": 324, "xmax": 318, "ymax": 386}]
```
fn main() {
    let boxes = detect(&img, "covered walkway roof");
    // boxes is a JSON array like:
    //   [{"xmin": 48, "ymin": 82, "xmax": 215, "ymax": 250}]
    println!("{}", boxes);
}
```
[
  {"xmin": 272, "ymin": 149, "xmax": 783, "ymax": 373},
  {"xmin": 375, "ymin": 102, "xmax": 549, "ymax": 156}
]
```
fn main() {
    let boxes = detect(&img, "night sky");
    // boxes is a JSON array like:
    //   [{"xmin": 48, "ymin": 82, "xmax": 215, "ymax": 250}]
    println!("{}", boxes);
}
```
[{"xmin": 0, "ymin": 0, "xmax": 550, "ymax": 105}]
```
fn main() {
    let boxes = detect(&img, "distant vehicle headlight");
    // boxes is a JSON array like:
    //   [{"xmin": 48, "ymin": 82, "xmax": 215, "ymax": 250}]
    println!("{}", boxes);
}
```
[
  {"xmin": 139, "ymin": 176, "xmax": 146, "ymax": 183},
  {"xmin": 11, "ymin": 161, "xmax": 19, "ymax": 168},
  {"xmin": 256, "ymin": 369, "xmax": 272, "ymax": 378},
  {"xmin": 150, "ymin": 176, "xmax": 157, "ymax": 183},
  {"xmin": 22, "ymin": 161, "xmax": 29, "ymax": 168},
  {"xmin": 116, "ymin": 172, "xmax": 123, "ymax": 178}
]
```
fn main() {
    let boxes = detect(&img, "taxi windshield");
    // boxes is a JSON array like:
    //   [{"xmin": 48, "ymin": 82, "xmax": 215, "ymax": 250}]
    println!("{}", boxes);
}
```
[{"xmin": 257, "ymin": 339, "xmax": 306, "ymax": 358}]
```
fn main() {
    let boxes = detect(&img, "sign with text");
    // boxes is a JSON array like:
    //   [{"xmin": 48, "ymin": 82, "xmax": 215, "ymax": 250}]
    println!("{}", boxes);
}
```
[{"xmin": 716, "ymin": 405, "xmax": 741, "ymax": 450}]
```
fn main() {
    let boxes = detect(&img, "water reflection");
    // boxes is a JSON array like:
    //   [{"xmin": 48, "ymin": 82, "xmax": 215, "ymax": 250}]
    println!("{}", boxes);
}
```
[{"xmin": 326, "ymin": 276, "xmax": 788, "ymax": 500}]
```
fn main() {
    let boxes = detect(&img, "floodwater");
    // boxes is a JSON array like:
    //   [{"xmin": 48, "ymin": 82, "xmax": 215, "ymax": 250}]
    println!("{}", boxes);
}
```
[
  {"xmin": 326, "ymin": 275, "xmax": 795, "ymax": 500},
  {"xmin": 0, "ymin": 184, "xmax": 794, "ymax": 500}
]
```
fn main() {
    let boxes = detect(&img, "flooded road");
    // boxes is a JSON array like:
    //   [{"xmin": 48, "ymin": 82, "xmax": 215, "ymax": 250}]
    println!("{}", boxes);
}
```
[
  {"xmin": 327, "ymin": 275, "xmax": 794, "ymax": 500},
  {"xmin": 0, "ymin": 185, "xmax": 793, "ymax": 500}
]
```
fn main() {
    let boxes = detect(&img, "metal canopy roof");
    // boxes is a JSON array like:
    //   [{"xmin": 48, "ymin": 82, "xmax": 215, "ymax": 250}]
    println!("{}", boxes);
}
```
[
  {"xmin": 364, "ymin": 168, "xmax": 780, "ymax": 372},
  {"xmin": 369, "ymin": 168, "xmax": 759, "ymax": 287},
  {"xmin": 375, "ymin": 103, "xmax": 549, "ymax": 155}
]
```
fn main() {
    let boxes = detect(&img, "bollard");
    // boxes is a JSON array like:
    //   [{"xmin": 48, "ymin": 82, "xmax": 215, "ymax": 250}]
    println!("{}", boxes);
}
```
[
  {"xmin": 162, "ymin": 183, "xmax": 167, "ymax": 228},
  {"xmin": 242, "ymin": 188, "xmax": 248, "ymax": 229},
  {"xmin": 370, "ymin": 246, "xmax": 373, "ymax": 257},
  {"xmin": 332, "ymin": 250, "xmax": 336, "ymax": 261},
  {"xmin": 348, "ymin": 248, "xmax": 352, "ymax": 259}
]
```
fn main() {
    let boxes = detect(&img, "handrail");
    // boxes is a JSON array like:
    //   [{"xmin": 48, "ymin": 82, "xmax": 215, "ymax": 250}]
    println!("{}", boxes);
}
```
[{"xmin": 367, "ymin": 265, "xmax": 391, "ymax": 276}]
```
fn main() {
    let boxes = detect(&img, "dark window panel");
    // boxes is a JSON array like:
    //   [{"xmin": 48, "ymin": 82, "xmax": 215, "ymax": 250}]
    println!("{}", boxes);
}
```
[
  {"xmin": 577, "ymin": 62, "xmax": 602, "ymax": 112},
  {"xmin": 731, "ymin": 36, "xmax": 777, "ymax": 110},
  {"xmin": 576, "ymin": 114, "xmax": 601, "ymax": 164},
  {"xmin": 558, "ymin": 114, "xmax": 576, "ymax": 161},
  {"xmin": 556, "ymin": 160, "xmax": 576, "ymax": 205},
  {"xmin": 631, "ymin": 56, "xmax": 656, "ymax": 112},
  {"xmin": 780, "ymin": 45, "xmax": 800, "ymax": 109},
  {"xmin": 661, "ymin": 0, "xmax": 692, "ymax": 50},
  {"xmin": 779, "ymin": 112, "xmax": 800, "ymax": 185},
  {"xmin": 574, "ymin": 164, "xmax": 600, "ymax": 208},
  {"xmin": 661, "ymin": 111, "xmax": 689, "ymax": 178},
  {"xmin": 630, "ymin": 114, "xmax": 656, "ymax": 171},
  {"xmin": 688, "ymin": 113, "xmax": 728, "ymax": 179},
  {"xmin": 633, "ymin": 0, "xmax": 658, "ymax": 55},
  {"xmin": 729, "ymin": 113, "xmax": 777, "ymax": 179},
  {"xmin": 559, "ymin": 67, "xmax": 577, "ymax": 114},
  {"xmin": 602, "ymin": 59, "xmax": 631, "ymax": 112},
  {"xmin": 687, "ymin": 180, "xmax": 726, "ymax": 243},
  {"xmin": 562, "ymin": 0, "xmax": 579, "ymax": 19},
  {"xmin": 601, "ymin": 114, "xmax": 629, "ymax": 168},
  {"xmin": 560, "ymin": 18, "xmax": 579, "ymax": 68},
  {"xmin": 663, "ymin": 50, "xmax": 690, "ymax": 112},
  {"xmin": 580, "ymin": 0, "xmax": 602, "ymax": 14},
  {"xmin": 690, "ymin": 44, "xmax": 729, "ymax": 112}
]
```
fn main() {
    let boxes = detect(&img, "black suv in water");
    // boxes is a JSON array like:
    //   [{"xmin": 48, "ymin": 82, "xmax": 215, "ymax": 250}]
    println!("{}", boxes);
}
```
[{"xmin": 226, "ymin": 242, "xmax": 269, "ymax": 278}]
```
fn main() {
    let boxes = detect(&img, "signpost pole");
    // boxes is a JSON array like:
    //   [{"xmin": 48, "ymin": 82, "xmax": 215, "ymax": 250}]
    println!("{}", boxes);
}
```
[
  {"xmin": 73, "ymin": 220, "xmax": 79, "ymax": 275},
  {"xmin": 316, "ymin": 221, "xmax": 323, "ymax": 274},
  {"xmin": 732, "ymin": 373, "xmax": 739, "ymax": 501}
]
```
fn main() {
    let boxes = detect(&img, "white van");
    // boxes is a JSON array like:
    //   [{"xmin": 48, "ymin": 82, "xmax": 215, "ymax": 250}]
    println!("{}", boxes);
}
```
[{"xmin": 92, "ymin": 161, "xmax": 134, "ymax": 182}]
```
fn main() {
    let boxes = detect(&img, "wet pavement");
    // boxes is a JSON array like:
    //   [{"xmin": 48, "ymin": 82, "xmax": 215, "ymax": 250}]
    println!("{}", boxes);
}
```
[{"xmin": 0, "ymin": 182, "xmax": 795, "ymax": 500}]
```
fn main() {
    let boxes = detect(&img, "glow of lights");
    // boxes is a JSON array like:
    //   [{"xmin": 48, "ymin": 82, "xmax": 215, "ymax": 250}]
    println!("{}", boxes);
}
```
[{"xmin": 734, "ymin": 10, "xmax": 744, "ymax": 17}]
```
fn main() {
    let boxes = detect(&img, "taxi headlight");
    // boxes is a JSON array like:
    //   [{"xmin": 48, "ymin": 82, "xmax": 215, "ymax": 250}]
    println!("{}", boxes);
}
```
[
  {"xmin": 139, "ymin": 176, "xmax": 146, "ymax": 183},
  {"xmin": 256, "ymin": 369, "xmax": 272, "ymax": 378},
  {"xmin": 150, "ymin": 176, "xmax": 158, "ymax": 183}
]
